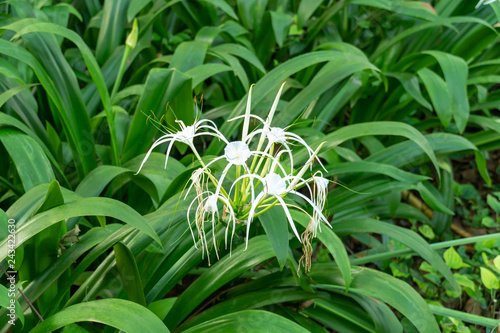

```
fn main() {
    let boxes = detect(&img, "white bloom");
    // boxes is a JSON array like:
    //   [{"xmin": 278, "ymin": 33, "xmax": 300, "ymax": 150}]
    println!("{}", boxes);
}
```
[
  {"xmin": 224, "ymin": 141, "xmax": 252, "ymax": 166},
  {"xmin": 136, "ymin": 118, "xmax": 229, "ymax": 174},
  {"xmin": 139, "ymin": 84, "xmax": 332, "ymax": 265},
  {"xmin": 234, "ymin": 172, "xmax": 330, "ymax": 249}
]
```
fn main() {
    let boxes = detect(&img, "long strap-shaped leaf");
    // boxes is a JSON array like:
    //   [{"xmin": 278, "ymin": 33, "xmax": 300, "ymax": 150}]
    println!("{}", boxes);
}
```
[
  {"xmin": 205, "ymin": 51, "xmax": 375, "ymax": 156},
  {"xmin": 0, "ymin": 37, "xmax": 96, "ymax": 177},
  {"xmin": 164, "ymin": 235, "xmax": 276, "ymax": 328},
  {"xmin": 0, "ymin": 197, "xmax": 161, "ymax": 261},
  {"xmin": 181, "ymin": 310, "xmax": 309, "ymax": 333},
  {"xmin": 29, "ymin": 299, "xmax": 170, "ymax": 333},
  {"xmin": 3, "ymin": 19, "xmax": 120, "ymax": 166},
  {"xmin": 332, "ymin": 218, "xmax": 459, "ymax": 293},
  {"xmin": 312, "ymin": 263, "xmax": 440, "ymax": 333},
  {"xmin": 293, "ymin": 121, "xmax": 441, "ymax": 179}
]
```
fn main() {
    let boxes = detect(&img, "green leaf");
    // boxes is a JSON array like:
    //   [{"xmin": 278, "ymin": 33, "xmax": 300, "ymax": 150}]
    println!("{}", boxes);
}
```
[
  {"xmin": 170, "ymin": 41, "xmax": 208, "ymax": 73},
  {"xmin": 96, "ymin": 0, "xmax": 130, "ymax": 64},
  {"xmin": 480, "ymin": 267, "xmax": 499, "ymax": 290},
  {"xmin": 29, "ymin": 299, "xmax": 170, "ymax": 333},
  {"xmin": 494, "ymin": 255, "xmax": 500, "ymax": 272},
  {"xmin": 122, "ymin": 69, "xmax": 192, "ymax": 162},
  {"xmin": 206, "ymin": 51, "xmax": 363, "ymax": 156},
  {"xmin": 270, "ymin": 11, "xmax": 293, "ymax": 48},
  {"xmin": 115, "ymin": 242, "xmax": 147, "ymax": 306},
  {"xmin": 333, "ymin": 219, "xmax": 458, "ymax": 293},
  {"xmin": 258, "ymin": 206, "xmax": 289, "ymax": 269},
  {"xmin": 297, "ymin": 0, "xmax": 323, "ymax": 29},
  {"xmin": 0, "ymin": 83, "xmax": 38, "ymax": 109},
  {"xmin": 313, "ymin": 264, "xmax": 440, "ymax": 332},
  {"xmin": 423, "ymin": 51, "xmax": 469, "ymax": 133},
  {"xmin": 292, "ymin": 210, "xmax": 351, "ymax": 292},
  {"xmin": 0, "ymin": 128, "xmax": 55, "ymax": 192},
  {"xmin": 298, "ymin": 122, "xmax": 441, "ymax": 179},
  {"xmin": 443, "ymin": 247, "xmax": 470, "ymax": 269},
  {"xmin": 0, "ymin": 197, "xmax": 161, "ymax": 261},
  {"xmin": 482, "ymin": 216, "xmax": 498, "ymax": 228},
  {"xmin": 418, "ymin": 224, "xmax": 435, "ymax": 240},
  {"xmin": 387, "ymin": 72, "xmax": 432, "ymax": 111},
  {"xmin": 128, "ymin": 0, "xmax": 152, "ymax": 21},
  {"xmin": 182, "ymin": 310, "xmax": 309, "ymax": 333},
  {"xmin": 180, "ymin": 288, "xmax": 316, "ymax": 331},
  {"xmin": 148, "ymin": 298, "xmax": 177, "ymax": 321},
  {"xmin": 0, "ymin": 30, "xmax": 97, "ymax": 176},
  {"xmin": 164, "ymin": 236, "xmax": 275, "ymax": 328},
  {"xmin": 429, "ymin": 304, "xmax": 500, "ymax": 328},
  {"xmin": 3, "ymin": 19, "xmax": 119, "ymax": 165},
  {"xmin": 417, "ymin": 68, "xmax": 451, "ymax": 127},
  {"xmin": 199, "ymin": 0, "xmax": 238, "ymax": 20},
  {"xmin": 454, "ymin": 274, "xmax": 476, "ymax": 292},
  {"xmin": 487, "ymin": 194, "xmax": 500, "ymax": 214}
]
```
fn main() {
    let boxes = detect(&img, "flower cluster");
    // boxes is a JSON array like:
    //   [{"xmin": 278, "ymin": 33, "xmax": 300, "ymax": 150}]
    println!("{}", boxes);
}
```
[{"xmin": 138, "ymin": 83, "xmax": 331, "ymax": 266}]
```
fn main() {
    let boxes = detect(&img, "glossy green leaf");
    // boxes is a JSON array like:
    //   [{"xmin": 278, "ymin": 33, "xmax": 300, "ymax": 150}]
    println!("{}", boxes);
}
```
[
  {"xmin": 0, "ymin": 197, "xmax": 161, "ymax": 261},
  {"xmin": 30, "ymin": 299, "xmax": 170, "ymax": 333},
  {"xmin": 480, "ymin": 267, "xmax": 499, "ymax": 290},
  {"xmin": 164, "ymin": 236, "xmax": 275, "ymax": 328},
  {"xmin": 182, "ymin": 310, "xmax": 308, "ymax": 333},
  {"xmin": 423, "ymin": 51, "xmax": 469, "ymax": 133},
  {"xmin": 313, "ymin": 264, "xmax": 440, "ymax": 332},
  {"xmin": 417, "ymin": 68, "xmax": 451, "ymax": 127},
  {"xmin": 0, "ymin": 128, "xmax": 55, "ymax": 192},
  {"xmin": 443, "ymin": 247, "xmax": 470, "ymax": 269},
  {"xmin": 297, "ymin": 122, "xmax": 440, "ymax": 179},
  {"xmin": 259, "ymin": 206, "xmax": 289, "ymax": 269},
  {"xmin": 96, "ymin": 0, "xmax": 130, "ymax": 63},
  {"xmin": 333, "ymin": 218, "xmax": 458, "ymax": 293},
  {"xmin": 115, "ymin": 242, "xmax": 147, "ymax": 306}
]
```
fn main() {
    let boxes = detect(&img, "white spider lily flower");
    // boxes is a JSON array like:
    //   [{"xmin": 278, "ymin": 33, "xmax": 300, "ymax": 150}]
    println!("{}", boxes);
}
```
[
  {"xmin": 138, "ymin": 85, "xmax": 332, "ymax": 267},
  {"xmin": 224, "ymin": 141, "xmax": 252, "ymax": 165},
  {"xmin": 245, "ymin": 126, "xmax": 327, "ymax": 173},
  {"xmin": 136, "ymin": 118, "xmax": 229, "ymax": 174},
  {"xmin": 191, "ymin": 141, "xmax": 288, "ymax": 201},
  {"xmin": 235, "ymin": 172, "xmax": 330, "ymax": 249}
]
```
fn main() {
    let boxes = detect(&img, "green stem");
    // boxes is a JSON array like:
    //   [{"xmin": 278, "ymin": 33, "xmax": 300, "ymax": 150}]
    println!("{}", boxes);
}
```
[
  {"xmin": 191, "ymin": 147, "xmax": 231, "ymax": 201},
  {"xmin": 110, "ymin": 47, "xmax": 131, "ymax": 102},
  {"xmin": 107, "ymin": 46, "xmax": 132, "ymax": 166}
]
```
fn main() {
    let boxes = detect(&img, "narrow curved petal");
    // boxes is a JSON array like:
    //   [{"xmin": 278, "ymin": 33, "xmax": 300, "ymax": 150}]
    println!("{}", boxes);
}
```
[
  {"xmin": 246, "ymin": 192, "xmax": 266, "ymax": 249},
  {"xmin": 135, "ymin": 135, "xmax": 175, "ymax": 174},
  {"xmin": 214, "ymin": 163, "xmax": 233, "ymax": 198},
  {"xmin": 289, "ymin": 190, "xmax": 331, "ymax": 227},
  {"xmin": 274, "ymin": 195, "xmax": 301, "ymax": 241},
  {"xmin": 228, "ymin": 114, "xmax": 266, "ymax": 124}
]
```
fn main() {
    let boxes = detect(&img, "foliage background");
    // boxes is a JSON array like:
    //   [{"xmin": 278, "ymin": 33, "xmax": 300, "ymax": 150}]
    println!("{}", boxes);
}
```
[{"xmin": 1, "ymin": 0, "xmax": 500, "ymax": 332}]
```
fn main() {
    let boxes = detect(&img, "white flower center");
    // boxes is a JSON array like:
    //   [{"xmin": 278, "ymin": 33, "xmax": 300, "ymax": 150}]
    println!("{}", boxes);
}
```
[
  {"xmin": 224, "ymin": 141, "xmax": 251, "ymax": 165},
  {"xmin": 177, "ymin": 125, "xmax": 195, "ymax": 145},
  {"xmin": 204, "ymin": 194, "xmax": 218, "ymax": 213},
  {"xmin": 267, "ymin": 127, "xmax": 287, "ymax": 144},
  {"xmin": 264, "ymin": 173, "xmax": 287, "ymax": 195}
]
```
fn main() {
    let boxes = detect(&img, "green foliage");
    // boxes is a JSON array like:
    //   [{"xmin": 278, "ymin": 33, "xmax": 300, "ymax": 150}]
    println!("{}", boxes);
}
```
[{"xmin": 0, "ymin": 0, "xmax": 500, "ymax": 332}]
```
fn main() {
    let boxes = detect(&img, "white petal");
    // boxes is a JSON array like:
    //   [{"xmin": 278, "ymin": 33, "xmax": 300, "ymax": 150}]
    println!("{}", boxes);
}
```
[{"xmin": 224, "ymin": 141, "xmax": 252, "ymax": 165}]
